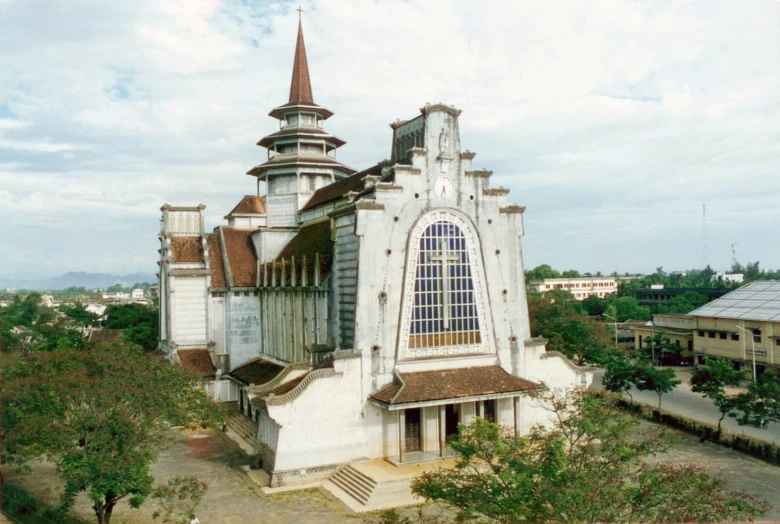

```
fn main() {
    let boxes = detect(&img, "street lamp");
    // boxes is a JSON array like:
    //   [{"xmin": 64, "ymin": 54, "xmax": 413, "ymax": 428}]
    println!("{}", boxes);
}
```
[
  {"xmin": 734, "ymin": 324, "xmax": 757, "ymax": 383},
  {"xmin": 644, "ymin": 321, "xmax": 655, "ymax": 366},
  {"xmin": 603, "ymin": 314, "xmax": 618, "ymax": 347}
]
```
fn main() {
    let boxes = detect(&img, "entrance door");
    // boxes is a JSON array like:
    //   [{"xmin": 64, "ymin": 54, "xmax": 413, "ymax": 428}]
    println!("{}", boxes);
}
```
[
  {"xmin": 445, "ymin": 404, "xmax": 460, "ymax": 442},
  {"xmin": 405, "ymin": 408, "xmax": 422, "ymax": 452},
  {"xmin": 484, "ymin": 399, "xmax": 496, "ymax": 423}
]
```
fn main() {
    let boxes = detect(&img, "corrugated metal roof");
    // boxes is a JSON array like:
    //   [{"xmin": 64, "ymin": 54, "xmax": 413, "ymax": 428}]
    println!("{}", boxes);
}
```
[{"xmin": 689, "ymin": 281, "xmax": 780, "ymax": 321}]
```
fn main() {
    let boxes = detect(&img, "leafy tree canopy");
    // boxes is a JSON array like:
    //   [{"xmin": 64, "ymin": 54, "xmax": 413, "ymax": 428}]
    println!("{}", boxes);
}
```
[
  {"xmin": 731, "ymin": 368, "xmax": 780, "ymax": 428},
  {"xmin": 411, "ymin": 390, "xmax": 769, "ymax": 523},
  {"xmin": 526, "ymin": 264, "xmax": 560, "ymax": 281},
  {"xmin": 103, "ymin": 304, "xmax": 159, "ymax": 351},
  {"xmin": 691, "ymin": 357, "xmax": 745, "ymax": 434},
  {"xmin": 0, "ymin": 341, "xmax": 222, "ymax": 524}
]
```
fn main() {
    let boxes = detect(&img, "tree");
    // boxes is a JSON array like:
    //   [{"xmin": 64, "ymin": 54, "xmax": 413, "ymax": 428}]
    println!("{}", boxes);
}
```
[
  {"xmin": 525, "ymin": 264, "xmax": 560, "ymax": 281},
  {"xmin": 640, "ymin": 332, "xmax": 682, "ymax": 366},
  {"xmin": 690, "ymin": 358, "xmax": 745, "ymax": 435},
  {"xmin": 603, "ymin": 353, "xmax": 639, "ymax": 400},
  {"xmin": 579, "ymin": 294, "xmax": 607, "ymax": 317},
  {"xmin": 606, "ymin": 296, "xmax": 650, "ymax": 322},
  {"xmin": 103, "ymin": 304, "xmax": 160, "ymax": 351},
  {"xmin": 60, "ymin": 301, "xmax": 98, "ymax": 327},
  {"xmin": 410, "ymin": 390, "xmax": 769, "ymax": 523},
  {"xmin": 528, "ymin": 290, "xmax": 611, "ymax": 365},
  {"xmin": 0, "ymin": 341, "xmax": 222, "ymax": 524},
  {"xmin": 634, "ymin": 363, "xmax": 681, "ymax": 412},
  {"xmin": 657, "ymin": 292, "xmax": 708, "ymax": 315},
  {"xmin": 150, "ymin": 476, "xmax": 208, "ymax": 524},
  {"xmin": 560, "ymin": 269, "xmax": 580, "ymax": 278},
  {"xmin": 731, "ymin": 368, "xmax": 780, "ymax": 428}
]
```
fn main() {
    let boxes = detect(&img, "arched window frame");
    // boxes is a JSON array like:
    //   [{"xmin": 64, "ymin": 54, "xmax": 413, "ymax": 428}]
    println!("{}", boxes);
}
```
[{"xmin": 397, "ymin": 210, "xmax": 494, "ymax": 360}]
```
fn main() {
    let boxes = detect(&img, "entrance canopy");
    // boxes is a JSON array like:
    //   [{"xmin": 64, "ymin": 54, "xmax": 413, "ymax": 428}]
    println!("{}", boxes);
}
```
[{"xmin": 370, "ymin": 365, "xmax": 541, "ymax": 410}]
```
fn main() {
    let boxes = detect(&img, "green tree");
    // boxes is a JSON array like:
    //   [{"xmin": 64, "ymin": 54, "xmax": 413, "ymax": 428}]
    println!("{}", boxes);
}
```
[
  {"xmin": 0, "ymin": 341, "xmax": 222, "ymax": 524},
  {"xmin": 579, "ymin": 294, "xmax": 607, "ymax": 317},
  {"xmin": 560, "ymin": 269, "xmax": 580, "ymax": 278},
  {"xmin": 690, "ymin": 358, "xmax": 745, "ymax": 435},
  {"xmin": 603, "ymin": 353, "xmax": 639, "ymax": 400},
  {"xmin": 150, "ymin": 476, "xmax": 208, "ymax": 524},
  {"xmin": 410, "ymin": 390, "xmax": 769, "ymax": 523},
  {"xmin": 525, "ymin": 264, "xmax": 560, "ymax": 281},
  {"xmin": 657, "ymin": 292, "xmax": 708, "ymax": 315},
  {"xmin": 528, "ymin": 290, "xmax": 611, "ymax": 365},
  {"xmin": 731, "ymin": 368, "xmax": 780, "ymax": 428},
  {"xmin": 60, "ymin": 301, "xmax": 99, "ymax": 327},
  {"xmin": 634, "ymin": 363, "xmax": 681, "ymax": 412},
  {"xmin": 606, "ymin": 296, "xmax": 651, "ymax": 322},
  {"xmin": 103, "ymin": 304, "xmax": 160, "ymax": 351},
  {"xmin": 640, "ymin": 332, "xmax": 682, "ymax": 366}
]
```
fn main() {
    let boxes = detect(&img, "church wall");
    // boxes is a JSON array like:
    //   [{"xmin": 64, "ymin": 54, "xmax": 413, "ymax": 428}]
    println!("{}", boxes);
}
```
[
  {"xmin": 381, "ymin": 409, "xmax": 400, "ymax": 458},
  {"xmin": 259, "ymin": 289, "xmax": 329, "ymax": 364},
  {"xmin": 266, "ymin": 357, "xmax": 370, "ymax": 476},
  {"xmin": 210, "ymin": 295, "xmax": 226, "ymax": 354},
  {"xmin": 170, "ymin": 276, "xmax": 208, "ymax": 346},
  {"xmin": 422, "ymin": 406, "xmax": 439, "ymax": 452},
  {"xmin": 498, "ymin": 397, "xmax": 514, "ymax": 428},
  {"xmin": 226, "ymin": 293, "xmax": 261, "ymax": 370}
]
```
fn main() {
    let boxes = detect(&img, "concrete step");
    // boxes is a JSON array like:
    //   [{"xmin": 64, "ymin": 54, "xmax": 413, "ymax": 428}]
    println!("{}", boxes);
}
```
[
  {"xmin": 329, "ymin": 466, "xmax": 374, "ymax": 505},
  {"xmin": 227, "ymin": 412, "xmax": 257, "ymax": 443}
]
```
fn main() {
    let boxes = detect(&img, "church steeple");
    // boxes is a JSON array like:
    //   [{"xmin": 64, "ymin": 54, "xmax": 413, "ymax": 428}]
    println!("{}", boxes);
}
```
[
  {"xmin": 288, "ymin": 20, "xmax": 314, "ymax": 104},
  {"xmin": 247, "ymin": 16, "xmax": 355, "ymax": 228}
]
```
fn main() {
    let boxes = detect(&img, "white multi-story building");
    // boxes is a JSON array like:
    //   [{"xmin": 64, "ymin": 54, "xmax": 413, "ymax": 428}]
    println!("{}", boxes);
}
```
[
  {"xmin": 529, "ymin": 277, "xmax": 618, "ymax": 300},
  {"xmin": 157, "ymin": 19, "xmax": 591, "ymax": 498}
]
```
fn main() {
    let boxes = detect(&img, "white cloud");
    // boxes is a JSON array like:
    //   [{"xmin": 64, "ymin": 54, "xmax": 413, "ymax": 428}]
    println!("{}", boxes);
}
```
[{"xmin": 0, "ymin": 0, "xmax": 779, "ymax": 277}]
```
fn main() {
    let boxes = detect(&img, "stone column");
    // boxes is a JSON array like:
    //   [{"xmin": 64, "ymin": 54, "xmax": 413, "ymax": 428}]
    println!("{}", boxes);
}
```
[
  {"xmin": 439, "ymin": 405, "xmax": 446, "ymax": 457},
  {"xmin": 398, "ymin": 410, "xmax": 406, "ymax": 463}
]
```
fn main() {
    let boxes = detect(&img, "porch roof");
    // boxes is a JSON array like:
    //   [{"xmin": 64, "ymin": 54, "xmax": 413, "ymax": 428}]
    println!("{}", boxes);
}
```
[{"xmin": 370, "ymin": 365, "xmax": 541, "ymax": 408}]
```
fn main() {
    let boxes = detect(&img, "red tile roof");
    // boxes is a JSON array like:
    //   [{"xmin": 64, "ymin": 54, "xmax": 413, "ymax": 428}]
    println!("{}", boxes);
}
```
[
  {"xmin": 302, "ymin": 162, "xmax": 390, "ymax": 211},
  {"xmin": 220, "ymin": 227, "xmax": 258, "ymax": 288},
  {"xmin": 370, "ymin": 366, "xmax": 541, "ymax": 406},
  {"xmin": 177, "ymin": 349, "xmax": 215, "ymax": 374},
  {"xmin": 258, "ymin": 220, "xmax": 334, "ymax": 285},
  {"xmin": 207, "ymin": 233, "xmax": 226, "ymax": 289},
  {"xmin": 171, "ymin": 237, "xmax": 205, "ymax": 263},
  {"xmin": 226, "ymin": 195, "xmax": 266, "ymax": 217},
  {"xmin": 88, "ymin": 329, "xmax": 123, "ymax": 343}
]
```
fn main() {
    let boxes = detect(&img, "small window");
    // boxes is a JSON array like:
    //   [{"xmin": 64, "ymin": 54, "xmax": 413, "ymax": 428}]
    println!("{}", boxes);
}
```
[
  {"xmin": 719, "ymin": 332, "xmax": 727, "ymax": 340},
  {"xmin": 732, "ymin": 333, "xmax": 739, "ymax": 341},
  {"xmin": 752, "ymin": 328, "xmax": 761, "ymax": 343},
  {"xmin": 708, "ymin": 331, "xmax": 716, "ymax": 338},
  {"xmin": 675, "ymin": 340, "xmax": 681, "ymax": 346},
  {"xmin": 698, "ymin": 330, "xmax": 705, "ymax": 337}
]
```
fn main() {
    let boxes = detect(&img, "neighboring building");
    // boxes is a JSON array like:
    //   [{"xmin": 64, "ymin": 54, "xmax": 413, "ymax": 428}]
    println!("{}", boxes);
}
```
[
  {"xmin": 629, "ymin": 314, "xmax": 695, "ymax": 364},
  {"xmin": 131, "ymin": 288, "xmax": 145, "ymax": 299},
  {"xmin": 529, "ymin": 277, "xmax": 617, "ymax": 300},
  {"xmin": 688, "ymin": 281, "xmax": 780, "ymax": 373},
  {"xmin": 40, "ymin": 295, "xmax": 55, "ymax": 308},
  {"xmin": 633, "ymin": 286, "xmax": 730, "ymax": 306},
  {"xmin": 158, "ymin": 20, "xmax": 591, "ymax": 493},
  {"xmin": 712, "ymin": 272, "xmax": 744, "ymax": 284}
]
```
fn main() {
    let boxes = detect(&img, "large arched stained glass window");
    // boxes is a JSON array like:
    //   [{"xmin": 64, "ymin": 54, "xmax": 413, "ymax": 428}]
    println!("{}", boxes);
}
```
[{"xmin": 408, "ymin": 220, "xmax": 481, "ymax": 349}]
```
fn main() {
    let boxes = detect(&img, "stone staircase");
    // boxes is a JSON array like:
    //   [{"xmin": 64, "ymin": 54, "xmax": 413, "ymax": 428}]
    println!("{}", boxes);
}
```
[
  {"xmin": 329, "ymin": 465, "xmax": 377, "ymax": 506},
  {"xmin": 227, "ymin": 410, "xmax": 257, "ymax": 451}
]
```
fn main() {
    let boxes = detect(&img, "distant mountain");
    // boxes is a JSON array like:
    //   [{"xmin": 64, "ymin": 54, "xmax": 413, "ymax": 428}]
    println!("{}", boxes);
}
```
[{"xmin": 0, "ymin": 271, "xmax": 157, "ymax": 291}]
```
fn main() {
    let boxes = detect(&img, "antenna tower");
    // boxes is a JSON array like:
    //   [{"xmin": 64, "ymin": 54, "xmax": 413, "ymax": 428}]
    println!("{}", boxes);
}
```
[
  {"xmin": 731, "ymin": 243, "xmax": 737, "ymax": 268},
  {"xmin": 702, "ymin": 203, "xmax": 709, "ymax": 268}
]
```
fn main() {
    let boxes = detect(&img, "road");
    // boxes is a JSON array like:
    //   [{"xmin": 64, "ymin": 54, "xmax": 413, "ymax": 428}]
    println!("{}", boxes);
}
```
[{"xmin": 592, "ymin": 367, "xmax": 780, "ymax": 445}]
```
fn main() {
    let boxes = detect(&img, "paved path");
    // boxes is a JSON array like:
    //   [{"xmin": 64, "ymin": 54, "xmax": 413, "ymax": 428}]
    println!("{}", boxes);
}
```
[
  {"xmin": 4, "ymin": 422, "xmax": 780, "ymax": 523},
  {"xmin": 593, "ymin": 367, "xmax": 780, "ymax": 444}
]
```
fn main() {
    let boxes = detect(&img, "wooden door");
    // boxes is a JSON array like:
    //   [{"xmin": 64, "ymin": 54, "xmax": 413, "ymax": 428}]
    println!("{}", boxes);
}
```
[
  {"xmin": 405, "ymin": 408, "xmax": 422, "ymax": 452},
  {"xmin": 445, "ymin": 404, "xmax": 460, "ymax": 442}
]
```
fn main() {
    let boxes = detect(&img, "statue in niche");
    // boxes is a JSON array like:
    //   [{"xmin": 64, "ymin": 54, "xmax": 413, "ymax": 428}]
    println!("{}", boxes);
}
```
[{"xmin": 438, "ymin": 127, "xmax": 450, "ymax": 156}]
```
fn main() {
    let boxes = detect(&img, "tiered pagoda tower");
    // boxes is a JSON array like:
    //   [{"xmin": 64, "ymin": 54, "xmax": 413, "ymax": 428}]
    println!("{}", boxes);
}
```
[{"xmin": 248, "ymin": 20, "xmax": 354, "ymax": 228}]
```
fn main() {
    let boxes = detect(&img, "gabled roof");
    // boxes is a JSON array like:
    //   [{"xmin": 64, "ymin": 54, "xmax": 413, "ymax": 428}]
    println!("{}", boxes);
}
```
[
  {"xmin": 302, "ymin": 161, "xmax": 392, "ymax": 211},
  {"xmin": 689, "ymin": 281, "xmax": 780, "ymax": 321},
  {"xmin": 170, "ymin": 237, "xmax": 205, "ymax": 263},
  {"xmin": 220, "ymin": 227, "xmax": 258, "ymax": 288},
  {"xmin": 229, "ymin": 358, "xmax": 284, "ymax": 386},
  {"xmin": 370, "ymin": 366, "xmax": 541, "ymax": 406},
  {"xmin": 257, "ymin": 126, "xmax": 346, "ymax": 148},
  {"xmin": 177, "ymin": 349, "xmax": 216, "ymax": 374},
  {"xmin": 207, "ymin": 232, "xmax": 226, "ymax": 289},
  {"xmin": 88, "ymin": 329, "xmax": 123, "ymax": 343},
  {"xmin": 226, "ymin": 195, "xmax": 266, "ymax": 217}
]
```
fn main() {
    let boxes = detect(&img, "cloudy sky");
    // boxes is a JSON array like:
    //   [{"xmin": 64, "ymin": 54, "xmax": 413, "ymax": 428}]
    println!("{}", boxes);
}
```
[{"xmin": 1, "ymin": 0, "xmax": 779, "ymax": 279}]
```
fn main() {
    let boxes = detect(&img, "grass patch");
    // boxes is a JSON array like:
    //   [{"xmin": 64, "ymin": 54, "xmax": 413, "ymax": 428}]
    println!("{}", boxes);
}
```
[{"xmin": 1, "ymin": 483, "xmax": 85, "ymax": 524}]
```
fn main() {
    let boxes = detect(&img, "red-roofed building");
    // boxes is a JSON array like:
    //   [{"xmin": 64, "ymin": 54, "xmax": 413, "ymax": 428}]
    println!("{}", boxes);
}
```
[{"xmin": 158, "ymin": 17, "xmax": 591, "ymax": 495}]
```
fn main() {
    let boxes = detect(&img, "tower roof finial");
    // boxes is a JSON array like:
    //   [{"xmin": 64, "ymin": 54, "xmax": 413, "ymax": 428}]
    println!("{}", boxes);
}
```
[{"xmin": 288, "ymin": 13, "xmax": 314, "ymax": 104}]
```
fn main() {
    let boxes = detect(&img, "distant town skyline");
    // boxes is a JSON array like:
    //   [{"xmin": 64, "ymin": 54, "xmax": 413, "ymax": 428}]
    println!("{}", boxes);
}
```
[{"xmin": 1, "ymin": 0, "xmax": 779, "ymax": 279}]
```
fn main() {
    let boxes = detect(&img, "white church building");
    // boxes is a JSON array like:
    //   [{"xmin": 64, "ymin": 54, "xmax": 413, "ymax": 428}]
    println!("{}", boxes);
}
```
[{"xmin": 158, "ymin": 20, "xmax": 591, "ymax": 490}]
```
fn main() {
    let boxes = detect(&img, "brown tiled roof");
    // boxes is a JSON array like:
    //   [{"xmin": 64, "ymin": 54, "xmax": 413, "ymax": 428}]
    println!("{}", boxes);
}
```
[
  {"xmin": 227, "ymin": 195, "xmax": 266, "ymax": 217},
  {"xmin": 371, "ymin": 365, "xmax": 541, "ymax": 406},
  {"xmin": 229, "ymin": 358, "xmax": 284, "ymax": 386},
  {"xmin": 207, "ymin": 233, "xmax": 226, "ymax": 289},
  {"xmin": 171, "ymin": 237, "xmax": 205, "ymax": 263},
  {"xmin": 257, "ymin": 127, "xmax": 346, "ymax": 148},
  {"xmin": 177, "ymin": 349, "xmax": 215, "ymax": 374},
  {"xmin": 220, "ymin": 227, "xmax": 258, "ymax": 288},
  {"xmin": 302, "ymin": 162, "xmax": 391, "ymax": 211},
  {"xmin": 269, "ymin": 374, "xmax": 306, "ymax": 396},
  {"xmin": 258, "ymin": 220, "xmax": 334, "ymax": 286},
  {"xmin": 88, "ymin": 329, "xmax": 123, "ymax": 343}
]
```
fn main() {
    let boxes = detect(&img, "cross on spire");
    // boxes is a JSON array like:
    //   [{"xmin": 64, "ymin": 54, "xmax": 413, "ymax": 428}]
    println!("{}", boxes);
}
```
[
  {"xmin": 429, "ymin": 239, "xmax": 459, "ymax": 330},
  {"xmin": 297, "ymin": 6, "xmax": 303, "ymax": 20}
]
